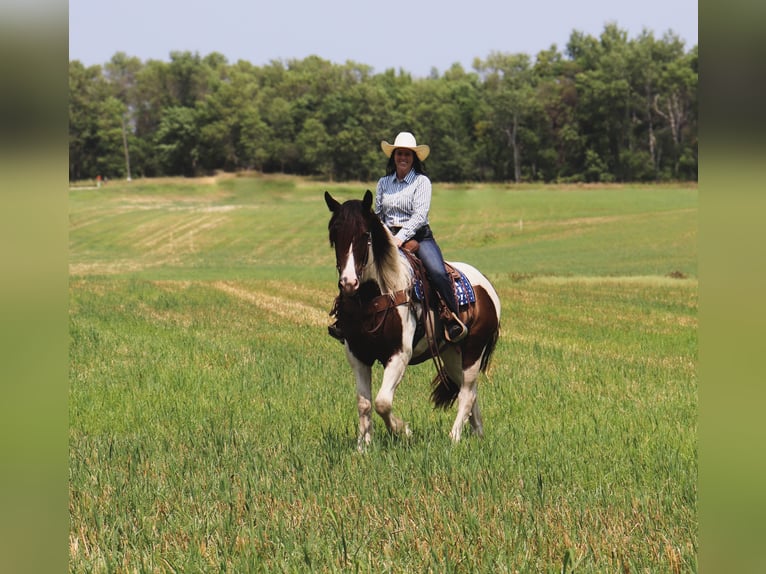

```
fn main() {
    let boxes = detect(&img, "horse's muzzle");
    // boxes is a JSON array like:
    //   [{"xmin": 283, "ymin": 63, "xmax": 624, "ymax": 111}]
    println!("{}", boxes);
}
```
[{"xmin": 339, "ymin": 276, "xmax": 359, "ymax": 295}]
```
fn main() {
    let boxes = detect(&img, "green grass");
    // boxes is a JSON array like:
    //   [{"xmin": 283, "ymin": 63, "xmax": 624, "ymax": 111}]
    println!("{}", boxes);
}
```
[{"xmin": 69, "ymin": 175, "xmax": 697, "ymax": 572}]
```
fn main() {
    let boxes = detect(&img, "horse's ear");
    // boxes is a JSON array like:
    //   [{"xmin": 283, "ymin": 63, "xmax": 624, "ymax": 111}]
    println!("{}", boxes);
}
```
[
  {"xmin": 362, "ymin": 189, "xmax": 373, "ymax": 212},
  {"xmin": 324, "ymin": 191, "xmax": 340, "ymax": 212}
]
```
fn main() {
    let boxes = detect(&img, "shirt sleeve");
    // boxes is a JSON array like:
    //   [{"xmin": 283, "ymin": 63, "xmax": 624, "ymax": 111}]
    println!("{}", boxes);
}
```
[{"xmin": 374, "ymin": 178, "xmax": 384, "ymax": 217}]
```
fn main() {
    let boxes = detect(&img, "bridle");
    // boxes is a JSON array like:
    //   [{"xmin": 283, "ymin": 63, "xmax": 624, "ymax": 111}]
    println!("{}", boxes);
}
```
[{"xmin": 357, "ymin": 231, "xmax": 372, "ymax": 271}]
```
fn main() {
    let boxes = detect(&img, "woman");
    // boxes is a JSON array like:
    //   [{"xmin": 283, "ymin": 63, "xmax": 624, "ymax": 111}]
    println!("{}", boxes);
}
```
[
  {"xmin": 329, "ymin": 131, "xmax": 468, "ymax": 343},
  {"xmin": 376, "ymin": 131, "xmax": 468, "ymax": 343}
]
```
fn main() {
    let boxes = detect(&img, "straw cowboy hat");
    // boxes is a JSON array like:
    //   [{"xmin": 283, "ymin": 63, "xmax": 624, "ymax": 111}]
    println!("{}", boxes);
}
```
[{"xmin": 380, "ymin": 132, "xmax": 430, "ymax": 161}]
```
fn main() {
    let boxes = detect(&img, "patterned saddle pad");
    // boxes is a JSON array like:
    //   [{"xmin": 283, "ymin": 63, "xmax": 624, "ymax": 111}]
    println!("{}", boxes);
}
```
[{"xmin": 412, "ymin": 266, "xmax": 476, "ymax": 307}]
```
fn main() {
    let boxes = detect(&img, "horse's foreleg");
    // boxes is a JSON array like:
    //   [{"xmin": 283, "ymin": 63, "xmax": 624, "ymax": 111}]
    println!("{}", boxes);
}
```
[
  {"xmin": 348, "ymin": 353, "xmax": 373, "ymax": 452},
  {"xmin": 374, "ymin": 352, "xmax": 411, "ymax": 437}
]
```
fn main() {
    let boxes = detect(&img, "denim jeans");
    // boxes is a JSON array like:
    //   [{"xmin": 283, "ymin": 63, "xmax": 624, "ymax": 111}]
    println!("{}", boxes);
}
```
[{"xmin": 417, "ymin": 238, "xmax": 458, "ymax": 314}]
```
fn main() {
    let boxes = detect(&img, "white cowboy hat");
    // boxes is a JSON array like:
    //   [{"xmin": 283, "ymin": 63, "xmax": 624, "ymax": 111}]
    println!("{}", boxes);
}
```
[{"xmin": 380, "ymin": 132, "xmax": 430, "ymax": 161}]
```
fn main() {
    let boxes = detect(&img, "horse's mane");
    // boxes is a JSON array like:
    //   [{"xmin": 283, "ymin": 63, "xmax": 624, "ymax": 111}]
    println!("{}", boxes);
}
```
[
  {"xmin": 328, "ymin": 197, "xmax": 409, "ymax": 294},
  {"xmin": 368, "ymin": 213, "xmax": 410, "ymax": 293}
]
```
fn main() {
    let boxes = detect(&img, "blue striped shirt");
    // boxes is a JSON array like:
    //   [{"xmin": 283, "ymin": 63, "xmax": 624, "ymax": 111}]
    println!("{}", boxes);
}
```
[{"xmin": 374, "ymin": 169, "xmax": 431, "ymax": 242}]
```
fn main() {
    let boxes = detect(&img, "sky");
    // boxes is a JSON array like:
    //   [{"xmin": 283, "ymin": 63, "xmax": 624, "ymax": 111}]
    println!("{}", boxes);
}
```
[{"xmin": 69, "ymin": 0, "xmax": 697, "ymax": 77}]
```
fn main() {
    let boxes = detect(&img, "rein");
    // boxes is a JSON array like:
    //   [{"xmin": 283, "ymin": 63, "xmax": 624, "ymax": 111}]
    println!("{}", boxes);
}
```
[{"xmin": 398, "ymin": 249, "xmax": 451, "ymax": 389}]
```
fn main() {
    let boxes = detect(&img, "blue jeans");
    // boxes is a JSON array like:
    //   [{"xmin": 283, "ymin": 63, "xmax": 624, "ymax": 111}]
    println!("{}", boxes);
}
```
[{"xmin": 417, "ymin": 238, "xmax": 458, "ymax": 314}]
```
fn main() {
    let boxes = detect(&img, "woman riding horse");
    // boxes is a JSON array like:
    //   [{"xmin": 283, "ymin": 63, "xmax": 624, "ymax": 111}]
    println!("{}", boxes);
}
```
[
  {"xmin": 329, "ymin": 131, "xmax": 468, "ymax": 343},
  {"xmin": 324, "ymin": 189, "xmax": 501, "ymax": 447}
]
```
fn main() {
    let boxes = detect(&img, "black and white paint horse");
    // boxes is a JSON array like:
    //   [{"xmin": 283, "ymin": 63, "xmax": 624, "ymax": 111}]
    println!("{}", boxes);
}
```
[{"xmin": 325, "ymin": 190, "xmax": 501, "ymax": 450}]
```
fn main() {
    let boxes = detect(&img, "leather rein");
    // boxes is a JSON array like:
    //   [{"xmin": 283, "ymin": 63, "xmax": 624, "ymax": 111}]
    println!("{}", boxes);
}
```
[{"xmin": 393, "ymin": 248, "xmax": 450, "ymax": 388}]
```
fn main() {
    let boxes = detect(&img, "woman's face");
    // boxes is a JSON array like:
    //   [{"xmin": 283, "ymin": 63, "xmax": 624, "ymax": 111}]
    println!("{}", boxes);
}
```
[{"xmin": 394, "ymin": 148, "xmax": 414, "ymax": 177}]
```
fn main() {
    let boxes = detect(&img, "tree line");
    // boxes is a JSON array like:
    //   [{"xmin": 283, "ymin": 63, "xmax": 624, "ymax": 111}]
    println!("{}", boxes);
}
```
[{"xmin": 69, "ymin": 23, "xmax": 697, "ymax": 184}]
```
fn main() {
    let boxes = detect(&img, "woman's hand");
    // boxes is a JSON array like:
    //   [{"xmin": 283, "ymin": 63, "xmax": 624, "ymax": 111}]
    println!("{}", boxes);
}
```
[{"xmin": 393, "ymin": 237, "xmax": 403, "ymax": 248}]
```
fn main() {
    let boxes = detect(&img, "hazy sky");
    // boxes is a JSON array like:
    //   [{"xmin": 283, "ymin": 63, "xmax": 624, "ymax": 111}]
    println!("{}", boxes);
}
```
[{"xmin": 69, "ymin": 0, "xmax": 697, "ymax": 77}]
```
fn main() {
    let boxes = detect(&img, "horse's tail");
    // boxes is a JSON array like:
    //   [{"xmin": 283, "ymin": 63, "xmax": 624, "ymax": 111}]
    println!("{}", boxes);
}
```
[
  {"xmin": 430, "ymin": 372, "xmax": 461, "ymax": 410},
  {"xmin": 479, "ymin": 323, "xmax": 500, "ymax": 373}
]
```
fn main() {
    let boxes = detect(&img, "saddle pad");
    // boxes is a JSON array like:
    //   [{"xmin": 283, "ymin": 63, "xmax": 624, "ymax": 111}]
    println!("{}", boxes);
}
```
[
  {"xmin": 412, "ymin": 267, "xmax": 476, "ymax": 307},
  {"xmin": 453, "ymin": 270, "xmax": 476, "ymax": 306}
]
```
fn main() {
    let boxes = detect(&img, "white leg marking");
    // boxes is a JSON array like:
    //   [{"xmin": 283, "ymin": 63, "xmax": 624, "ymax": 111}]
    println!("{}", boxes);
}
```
[
  {"xmin": 373, "ymin": 307, "xmax": 415, "ymax": 436},
  {"xmin": 374, "ymin": 351, "xmax": 411, "ymax": 435},
  {"xmin": 347, "ymin": 350, "xmax": 372, "ymax": 451}
]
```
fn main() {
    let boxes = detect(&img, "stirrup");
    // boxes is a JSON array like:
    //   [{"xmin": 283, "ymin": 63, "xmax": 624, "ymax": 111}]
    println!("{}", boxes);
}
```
[{"xmin": 444, "ymin": 313, "xmax": 468, "ymax": 343}]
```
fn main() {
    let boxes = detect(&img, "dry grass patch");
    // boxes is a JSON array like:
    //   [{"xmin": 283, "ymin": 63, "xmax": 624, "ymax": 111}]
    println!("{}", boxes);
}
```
[{"xmin": 211, "ymin": 281, "xmax": 328, "ymax": 327}]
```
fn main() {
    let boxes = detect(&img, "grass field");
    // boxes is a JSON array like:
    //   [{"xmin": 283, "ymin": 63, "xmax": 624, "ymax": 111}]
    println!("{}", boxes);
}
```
[{"xmin": 69, "ymin": 175, "xmax": 697, "ymax": 572}]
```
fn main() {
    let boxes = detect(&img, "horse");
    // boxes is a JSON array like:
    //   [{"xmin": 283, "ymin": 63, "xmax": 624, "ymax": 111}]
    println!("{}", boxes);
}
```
[{"xmin": 324, "ymin": 190, "xmax": 501, "ymax": 450}]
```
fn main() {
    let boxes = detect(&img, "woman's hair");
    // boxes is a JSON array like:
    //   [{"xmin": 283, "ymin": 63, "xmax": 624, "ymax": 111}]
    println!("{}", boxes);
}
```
[{"xmin": 385, "ymin": 151, "xmax": 427, "ymax": 176}]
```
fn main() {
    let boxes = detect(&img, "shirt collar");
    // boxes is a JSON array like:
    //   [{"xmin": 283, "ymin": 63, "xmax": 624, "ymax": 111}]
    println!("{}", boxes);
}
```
[{"xmin": 392, "ymin": 169, "xmax": 416, "ymax": 184}]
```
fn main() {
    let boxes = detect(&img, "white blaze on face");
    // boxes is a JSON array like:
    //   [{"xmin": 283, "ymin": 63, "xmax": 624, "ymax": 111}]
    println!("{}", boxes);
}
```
[{"xmin": 339, "ymin": 243, "xmax": 359, "ymax": 294}]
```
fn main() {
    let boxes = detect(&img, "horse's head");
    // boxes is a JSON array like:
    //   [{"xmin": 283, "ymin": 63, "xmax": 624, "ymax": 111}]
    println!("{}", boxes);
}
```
[
  {"xmin": 325, "ymin": 190, "xmax": 374, "ymax": 295},
  {"xmin": 325, "ymin": 190, "xmax": 394, "ymax": 296}
]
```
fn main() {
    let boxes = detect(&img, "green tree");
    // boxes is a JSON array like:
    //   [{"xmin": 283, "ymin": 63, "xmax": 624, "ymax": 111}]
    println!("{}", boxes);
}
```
[
  {"xmin": 567, "ymin": 24, "xmax": 633, "ymax": 182},
  {"xmin": 154, "ymin": 106, "xmax": 199, "ymax": 176},
  {"xmin": 315, "ymin": 79, "xmax": 390, "ymax": 181},
  {"xmin": 476, "ymin": 52, "xmax": 538, "ymax": 182},
  {"xmin": 296, "ymin": 117, "xmax": 332, "ymax": 177},
  {"xmin": 195, "ymin": 61, "xmax": 264, "ymax": 172},
  {"xmin": 103, "ymin": 52, "xmax": 143, "ymax": 180},
  {"xmin": 410, "ymin": 65, "xmax": 482, "ymax": 182},
  {"xmin": 94, "ymin": 97, "xmax": 133, "ymax": 178},
  {"xmin": 166, "ymin": 51, "xmax": 214, "ymax": 108},
  {"xmin": 69, "ymin": 61, "xmax": 129, "ymax": 180},
  {"xmin": 69, "ymin": 37, "xmax": 696, "ymax": 183},
  {"xmin": 69, "ymin": 61, "xmax": 106, "ymax": 180},
  {"xmin": 260, "ymin": 95, "xmax": 296, "ymax": 172},
  {"xmin": 532, "ymin": 45, "xmax": 584, "ymax": 181},
  {"xmin": 653, "ymin": 36, "xmax": 697, "ymax": 179}
]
